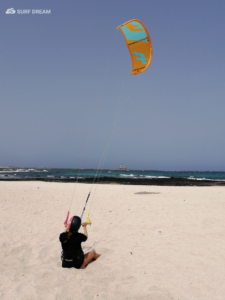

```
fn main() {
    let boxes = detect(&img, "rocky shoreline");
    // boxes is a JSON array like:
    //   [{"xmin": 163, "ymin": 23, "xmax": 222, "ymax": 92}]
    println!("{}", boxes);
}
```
[{"xmin": 1, "ymin": 176, "xmax": 225, "ymax": 186}]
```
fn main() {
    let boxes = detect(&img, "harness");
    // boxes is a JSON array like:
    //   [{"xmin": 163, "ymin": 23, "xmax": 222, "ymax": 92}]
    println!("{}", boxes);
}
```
[{"xmin": 61, "ymin": 249, "xmax": 84, "ymax": 268}]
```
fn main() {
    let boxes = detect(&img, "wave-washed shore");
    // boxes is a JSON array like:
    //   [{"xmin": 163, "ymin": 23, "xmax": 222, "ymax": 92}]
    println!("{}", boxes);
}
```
[{"xmin": 1, "ymin": 167, "xmax": 225, "ymax": 186}]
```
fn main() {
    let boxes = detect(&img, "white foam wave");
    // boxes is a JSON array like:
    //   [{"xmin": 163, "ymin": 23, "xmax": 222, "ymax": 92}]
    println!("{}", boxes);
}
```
[
  {"xmin": 0, "ymin": 168, "xmax": 49, "ymax": 173},
  {"xmin": 188, "ymin": 177, "xmax": 210, "ymax": 181},
  {"xmin": 13, "ymin": 169, "xmax": 29, "ymax": 173},
  {"xmin": 29, "ymin": 169, "xmax": 47, "ymax": 173},
  {"xmin": 187, "ymin": 177, "xmax": 225, "ymax": 181},
  {"xmin": 142, "ymin": 176, "xmax": 170, "ymax": 179}
]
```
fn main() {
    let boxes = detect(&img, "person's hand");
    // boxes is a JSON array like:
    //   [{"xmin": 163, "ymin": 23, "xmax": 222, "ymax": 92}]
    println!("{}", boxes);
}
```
[
  {"xmin": 82, "ymin": 222, "xmax": 88, "ymax": 227},
  {"xmin": 64, "ymin": 224, "xmax": 70, "ymax": 232}
]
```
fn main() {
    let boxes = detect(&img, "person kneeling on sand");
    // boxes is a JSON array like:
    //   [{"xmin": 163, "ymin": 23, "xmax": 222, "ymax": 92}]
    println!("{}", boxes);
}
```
[{"xmin": 59, "ymin": 216, "xmax": 100, "ymax": 269}]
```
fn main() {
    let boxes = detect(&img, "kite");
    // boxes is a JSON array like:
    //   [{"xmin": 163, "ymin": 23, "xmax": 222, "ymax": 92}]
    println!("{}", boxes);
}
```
[{"xmin": 117, "ymin": 19, "xmax": 152, "ymax": 75}]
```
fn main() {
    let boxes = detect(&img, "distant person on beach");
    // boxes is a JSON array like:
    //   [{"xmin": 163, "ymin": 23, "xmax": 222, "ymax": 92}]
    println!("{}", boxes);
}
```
[{"xmin": 59, "ymin": 216, "xmax": 101, "ymax": 269}]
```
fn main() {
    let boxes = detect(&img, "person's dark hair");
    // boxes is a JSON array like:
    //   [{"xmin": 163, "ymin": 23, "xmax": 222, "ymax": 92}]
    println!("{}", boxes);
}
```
[{"xmin": 70, "ymin": 216, "xmax": 81, "ymax": 233}]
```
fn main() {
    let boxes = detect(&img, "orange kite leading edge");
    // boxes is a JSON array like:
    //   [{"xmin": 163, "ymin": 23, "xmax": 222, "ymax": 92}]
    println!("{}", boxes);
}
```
[{"xmin": 117, "ymin": 19, "xmax": 152, "ymax": 76}]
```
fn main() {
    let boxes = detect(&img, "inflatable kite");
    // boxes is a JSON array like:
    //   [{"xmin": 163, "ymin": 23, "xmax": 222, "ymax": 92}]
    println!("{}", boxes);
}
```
[{"xmin": 117, "ymin": 19, "xmax": 152, "ymax": 75}]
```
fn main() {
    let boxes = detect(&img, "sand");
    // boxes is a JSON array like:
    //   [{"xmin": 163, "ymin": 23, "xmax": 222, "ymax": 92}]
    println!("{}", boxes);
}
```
[{"xmin": 0, "ymin": 181, "xmax": 225, "ymax": 300}]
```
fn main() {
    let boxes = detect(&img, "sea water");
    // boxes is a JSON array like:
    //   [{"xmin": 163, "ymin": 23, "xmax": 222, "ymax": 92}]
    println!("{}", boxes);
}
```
[{"xmin": 1, "ymin": 168, "xmax": 225, "ymax": 181}]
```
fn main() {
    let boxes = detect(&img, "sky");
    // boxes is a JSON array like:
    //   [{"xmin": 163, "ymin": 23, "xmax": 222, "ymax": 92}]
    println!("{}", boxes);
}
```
[{"xmin": 1, "ymin": 0, "xmax": 225, "ymax": 171}]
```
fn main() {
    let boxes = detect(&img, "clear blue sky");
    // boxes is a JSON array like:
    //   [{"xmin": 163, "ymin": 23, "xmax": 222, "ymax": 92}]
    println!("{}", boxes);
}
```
[{"xmin": 1, "ymin": 0, "xmax": 225, "ymax": 170}]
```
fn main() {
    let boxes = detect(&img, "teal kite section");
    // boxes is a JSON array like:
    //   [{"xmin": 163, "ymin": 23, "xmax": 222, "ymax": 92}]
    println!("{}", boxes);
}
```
[
  {"xmin": 132, "ymin": 52, "xmax": 149, "ymax": 64},
  {"xmin": 121, "ymin": 21, "xmax": 147, "ymax": 41}
]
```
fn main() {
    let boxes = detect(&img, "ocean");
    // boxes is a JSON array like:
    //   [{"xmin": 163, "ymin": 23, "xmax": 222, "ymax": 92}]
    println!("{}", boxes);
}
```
[{"xmin": 1, "ymin": 168, "xmax": 225, "ymax": 181}]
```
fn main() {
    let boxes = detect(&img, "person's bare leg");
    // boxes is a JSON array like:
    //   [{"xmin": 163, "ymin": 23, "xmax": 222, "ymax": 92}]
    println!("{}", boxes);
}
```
[{"xmin": 80, "ymin": 250, "xmax": 101, "ymax": 269}]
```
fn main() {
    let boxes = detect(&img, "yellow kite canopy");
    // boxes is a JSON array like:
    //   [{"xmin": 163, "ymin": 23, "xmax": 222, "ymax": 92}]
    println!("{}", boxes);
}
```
[{"xmin": 117, "ymin": 19, "xmax": 152, "ymax": 76}]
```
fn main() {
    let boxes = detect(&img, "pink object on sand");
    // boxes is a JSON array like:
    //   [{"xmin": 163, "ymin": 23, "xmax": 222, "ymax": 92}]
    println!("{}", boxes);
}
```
[{"xmin": 64, "ymin": 211, "xmax": 70, "ymax": 227}]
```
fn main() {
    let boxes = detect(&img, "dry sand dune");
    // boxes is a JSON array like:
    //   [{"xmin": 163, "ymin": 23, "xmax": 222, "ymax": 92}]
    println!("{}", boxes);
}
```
[{"xmin": 1, "ymin": 181, "xmax": 225, "ymax": 300}]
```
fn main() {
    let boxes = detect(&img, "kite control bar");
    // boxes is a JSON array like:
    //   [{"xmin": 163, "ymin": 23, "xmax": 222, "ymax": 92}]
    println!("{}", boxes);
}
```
[
  {"xmin": 81, "ymin": 192, "xmax": 91, "ymax": 220},
  {"xmin": 64, "ymin": 192, "xmax": 92, "ymax": 227}
]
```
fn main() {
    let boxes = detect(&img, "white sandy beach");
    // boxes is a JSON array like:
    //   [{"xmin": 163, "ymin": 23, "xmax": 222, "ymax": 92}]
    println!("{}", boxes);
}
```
[{"xmin": 0, "ymin": 181, "xmax": 225, "ymax": 300}]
